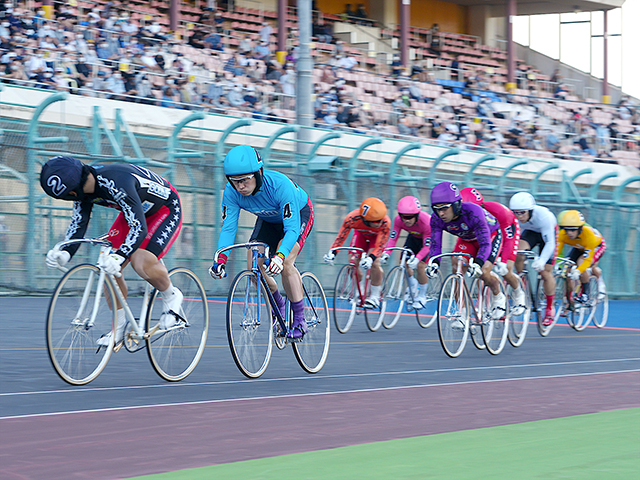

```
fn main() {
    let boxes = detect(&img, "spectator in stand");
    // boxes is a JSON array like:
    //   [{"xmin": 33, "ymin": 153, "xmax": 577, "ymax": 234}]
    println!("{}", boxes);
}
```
[
  {"xmin": 313, "ymin": 18, "xmax": 333, "ymax": 44},
  {"xmin": 135, "ymin": 69, "xmax": 156, "ymax": 104},
  {"xmin": 243, "ymin": 84, "xmax": 259, "ymax": 108},
  {"xmin": 337, "ymin": 52, "xmax": 358, "ymax": 71},
  {"xmin": 1, "ymin": 55, "xmax": 28, "ymax": 85},
  {"xmin": 264, "ymin": 55, "xmax": 283, "ymax": 81},
  {"xmin": 354, "ymin": 4, "xmax": 372, "ymax": 26},
  {"xmin": 213, "ymin": 10, "xmax": 225, "ymax": 33},
  {"xmin": 253, "ymin": 39, "xmax": 270, "ymax": 61},
  {"xmin": 239, "ymin": 34, "xmax": 253, "ymax": 55},
  {"xmin": 279, "ymin": 67, "xmax": 296, "ymax": 109},
  {"xmin": 428, "ymin": 23, "xmax": 441, "ymax": 57},
  {"xmin": 204, "ymin": 29, "xmax": 223, "ymax": 51},
  {"xmin": 343, "ymin": 4, "xmax": 356, "ymax": 20},
  {"xmin": 544, "ymin": 128, "xmax": 561, "ymax": 153},
  {"xmin": 226, "ymin": 83, "xmax": 246, "ymax": 110},
  {"xmin": 389, "ymin": 54, "xmax": 402, "ymax": 77},
  {"xmin": 398, "ymin": 115, "xmax": 418, "ymax": 137},
  {"xmin": 259, "ymin": 21, "xmax": 272, "ymax": 45}
]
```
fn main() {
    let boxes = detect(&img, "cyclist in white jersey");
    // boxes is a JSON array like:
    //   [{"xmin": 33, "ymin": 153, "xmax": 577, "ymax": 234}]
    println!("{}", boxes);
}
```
[{"xmin": 509, "ymin": 192, "xmax": 558, "ymax": 326}]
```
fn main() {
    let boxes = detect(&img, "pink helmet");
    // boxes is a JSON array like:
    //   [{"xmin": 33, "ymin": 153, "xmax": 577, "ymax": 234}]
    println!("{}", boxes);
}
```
[
  {"xmin": 460, "ymin": 187, "xmax": 484, "ymax": 206},
  {"xmin": 397, "ymin": 196, "xmax": 421, "ymax": 215}
]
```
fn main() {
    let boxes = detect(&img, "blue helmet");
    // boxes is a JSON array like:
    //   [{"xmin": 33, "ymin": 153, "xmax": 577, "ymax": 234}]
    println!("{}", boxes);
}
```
[
  {"xmin": 224, "ymin": 145, "xmax": 263, "ymax": 176},
  {"xmin": 430, "ymin": 181, "xmax": 463, "ymax": 216},
  {"xmin": 39, "ymin": 156, "xmax": 86, "ymax": 200}
]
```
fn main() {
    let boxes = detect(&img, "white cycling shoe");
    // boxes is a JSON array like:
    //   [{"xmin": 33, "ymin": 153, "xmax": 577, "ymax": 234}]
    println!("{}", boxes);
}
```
[
  {"xmin": 364, "ymin": 295, "xmax": 380, "ymax": 309},
  {"xmin": 159, "ymin": 287, "xmax": 184, "ymax": 330},
  {"xmin": 412, "ymin": 295, "xmax": 428, "ymax": 310},
  {"xmin": 511, "ymin": 288, "xmax": 526, "ymax": 316},
  {"xmin": 96, "ymin": 321, "xmax": 125, "ymax": 348},
  {"xmin": 490, "ymin": 292, "xmax": 507, "ymax": 319}
]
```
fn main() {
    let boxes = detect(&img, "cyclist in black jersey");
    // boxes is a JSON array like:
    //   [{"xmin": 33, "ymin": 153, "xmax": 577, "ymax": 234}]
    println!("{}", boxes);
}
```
[{"xmin": 40, "ymin": 156, "xmax": 184, "ymax": 347}]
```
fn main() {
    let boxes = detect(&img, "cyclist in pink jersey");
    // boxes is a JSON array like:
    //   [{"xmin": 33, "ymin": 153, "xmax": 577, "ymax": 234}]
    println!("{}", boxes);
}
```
[
  {"xmin": 381, "ymin": 196, "xmax": 432, "ymax": 309},
  {"xmin": 460, "ymin": 188, "xmax": 526, "ymax": 314}
]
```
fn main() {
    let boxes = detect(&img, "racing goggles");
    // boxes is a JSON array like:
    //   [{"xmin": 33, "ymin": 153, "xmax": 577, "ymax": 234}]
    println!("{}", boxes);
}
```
[
  {"xmin": 228, "ymin": 173, "xmax": 255, "ymax": 186},
  {"xmin": 512, "ymin": 210, "xmax": 529, "ymax": 216},
  {"xmin": 400, "ymin": 214, "xmax": 418, "ymax": 221},
  {"xmin": 562, "ymin": 227, "xmax": 580, "ymax": 232},
  {"xmin": 432, "ymin": 203, "xmax": 452, "ymax": 212}
]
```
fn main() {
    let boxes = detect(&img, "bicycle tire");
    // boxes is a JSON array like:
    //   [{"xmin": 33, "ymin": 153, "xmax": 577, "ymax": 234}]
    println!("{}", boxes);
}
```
[
  {"xmin": 46, "ymin": 264, "xmax": 116, "ymax": 385},
  {"xmin": 380, "ymin": 265, "xmax": 407, "ymax": 329},
  {"xmin": 226, "ymin": 270, "xmax": 273, "ymax": 378},
  {"xmin": 333, "ymin": 264, "xmax": 357, "ymax": 333},
  {"xmin": 437, "ymin": 274, "xmax": 470, "ymax": 358},
  {"xmin": 507, "ymin": 274, "xmax": 530, "ymax": 347},
  {"xmin": 591, "ymin": 276, "xmax": 609, "ymax": 328},
  {"xmin": 145, "ymin": 267, "xmax": 209, "ymax": 382},
  {"xmin": 468, "ymin": 278, "xmax": 486, "ymax": 350},
  {"xmin": 416, "ymin": 271, "xmax": 441, "ymax": 329},
  {"xmin": 481, "ymin": 274, "xmax": 509, "ymax": 355},
  {"xmin": 539, "ymin": 276, "xmax": 564, "ymax": 337},
  {"xmin": 292, "ymin": 272, "xmax": 331, "ymax": 373}
]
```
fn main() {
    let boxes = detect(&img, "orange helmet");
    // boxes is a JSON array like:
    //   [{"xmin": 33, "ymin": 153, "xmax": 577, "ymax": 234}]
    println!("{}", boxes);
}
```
[{"xmin": 360, "ymin": 197, "xmax": 387, "ymax": 222}]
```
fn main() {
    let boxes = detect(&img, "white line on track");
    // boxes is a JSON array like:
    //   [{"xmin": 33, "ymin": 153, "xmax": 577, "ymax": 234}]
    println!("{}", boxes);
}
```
[
  {"xmin": 2, "ymin": 357, "xmax": 639, "ymax": 398},
  {"xmin": 1, "ymin": 368, "xmax": 639, "ymax": 421}
]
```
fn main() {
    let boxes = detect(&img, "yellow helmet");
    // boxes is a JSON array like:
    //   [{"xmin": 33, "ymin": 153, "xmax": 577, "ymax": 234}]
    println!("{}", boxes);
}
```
[{"xmin": 558, "ymin": 210, "xmax": 585, "ymax": 228}]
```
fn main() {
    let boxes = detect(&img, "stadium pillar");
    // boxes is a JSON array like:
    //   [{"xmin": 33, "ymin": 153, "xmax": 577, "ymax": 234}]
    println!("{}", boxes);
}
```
[
  {"xmin": 505, "ymin": 0, "xmax": 517, "ymax": 93},
  {"xmin": 400, "ymin": 0, "xmax": 410, "ymax": 68},
  {"xmin": 296, "ymin": 0, "xmax": 313, "ymax": 154},
  {"xmin": 277, "ymin": 0, "xmax": 287, "ymax": 64},
  {"xmin": 602, "ymin": 10, "xmax": 610, "ymax": 104},
  {"xmin": 170, "ymin": 0, "xmax": 178, "ymax": 33},
  {"xmin": 42, "ymin": 0, "xmax": 53, "ymax": 19}
]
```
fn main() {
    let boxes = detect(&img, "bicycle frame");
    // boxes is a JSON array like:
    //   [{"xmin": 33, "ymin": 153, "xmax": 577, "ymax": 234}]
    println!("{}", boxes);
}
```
[
  {"xmin": 517, "ymin": 250, "xmax": 542, "ymax": 314},
  {"xmin": 429, "ymin": 252, "xmax": 480, "ymax": 324},
  {"xmin": 382, "ymin": 246, "xmax": 418, "ymax": 304},
  {"xmin": 53, "ymin": 238, "xmax": 156, "ymax": 349},
  {"xmin": 331, "ymin": 246, "xmax": 369, "ymax": 307}
]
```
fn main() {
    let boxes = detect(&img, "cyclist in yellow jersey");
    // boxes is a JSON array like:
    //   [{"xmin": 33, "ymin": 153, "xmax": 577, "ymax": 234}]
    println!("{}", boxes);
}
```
[{"xmin": 557, "ymin": 210, "xmax": 607, "ymax": 303}]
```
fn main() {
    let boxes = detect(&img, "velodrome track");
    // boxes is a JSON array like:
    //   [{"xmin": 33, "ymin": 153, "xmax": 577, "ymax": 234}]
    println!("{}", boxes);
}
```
[{"xmin": 1, "ymin": 296, "xmax": 639, "ymax": 479}]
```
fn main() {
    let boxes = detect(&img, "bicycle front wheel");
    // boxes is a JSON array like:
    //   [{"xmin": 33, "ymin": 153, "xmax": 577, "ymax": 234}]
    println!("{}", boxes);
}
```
[
  {"xmin": 468, "ymin": 278, "xmax": 486, "ymax": 350},
  {"xmin": 507, "ymin": 275, "xmax": 530, "ymax": 347},
  {"xmin": 226, "ymin": 270, "xmax": 273, "ymax": 378},
  {"xmin": 481, "ymin": 275, "xmax": 509, "ymax": 355},
  {"xmin": 380, "ymin": 266, "xmax": 407, "ymax": 329},
  {"xmin": 591, "ymin": 277, "xmax": 609, "ymax": 328},
  {"xmin": 146, "ymin": 268, "xmax": 209, "ymax": 382},
  {"xmin": 417, "ymin": 271, "xmax": 441, "ymax": 329},
  {"xmin": 539, "ymin": 276, "xmax": 564, "ymax": 337},
  {"xmin": 46, "ymin": 264, "xmax": 116, "ymax": 385},
  {"xmin": 293, "ymin": 272, "xmax": 331, "ymax": 373},
  {"xmin": 437, "ymin": 274, "xmax": 469, "ymax": 358},
  {"xmin": 333, "ymin": 264, "xmax": 357, "ymax": 333}
]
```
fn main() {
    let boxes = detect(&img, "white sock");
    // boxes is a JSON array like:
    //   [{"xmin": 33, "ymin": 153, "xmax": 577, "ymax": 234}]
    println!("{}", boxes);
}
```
[
  {"xmin": 370, "ymin": 284, "xmax": 381, "ymax": 297},
  {"xmin": 418, "ymin": 282, "xmax": 428, "ymax": 296},
  {"xmin": 160, "ymin": 283, "xmax": 175, "ymax": 299},
  {"xmin": 115, "ymin": 308, "xmax": 126, "ymax": 342},
  {"xmin": 408, "ymin": 276, "xmax": 418, "ymax": 291}
]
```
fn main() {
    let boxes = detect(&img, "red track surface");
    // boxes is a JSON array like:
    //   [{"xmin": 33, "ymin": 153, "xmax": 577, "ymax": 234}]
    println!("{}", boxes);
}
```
[{"xmin": 2, "ymin": 371, "xmax": 639, "ymax": 480}]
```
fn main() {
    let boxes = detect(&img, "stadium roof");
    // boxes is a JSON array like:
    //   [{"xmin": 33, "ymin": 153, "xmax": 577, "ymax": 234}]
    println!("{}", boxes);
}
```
[{"xmin": 448, "ymin": 0, "xmax": 625, "ymax": 16}]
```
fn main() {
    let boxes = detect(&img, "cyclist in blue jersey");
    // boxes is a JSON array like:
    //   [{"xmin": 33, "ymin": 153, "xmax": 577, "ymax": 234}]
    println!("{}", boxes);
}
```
[
  {"xmin": 209, "ymin": 145, "xmax": 314, "ymax": 339},
  {"xmin": 428, "ymin": 181, "xmax": 506, "ymax": 319}
]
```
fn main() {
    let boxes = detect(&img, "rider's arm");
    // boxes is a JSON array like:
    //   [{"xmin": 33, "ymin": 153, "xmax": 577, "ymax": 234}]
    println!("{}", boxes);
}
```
[
  {"xmin": 62, "ymin": 201, "xmax": 93, "ymax": 257},
  {"xmin": 466, "ymin": 204, "xmax": 493, "ymax": 264},
  {"xmin": 429, "ymin": 215, "xmax": 444, "ymax": 264},
  {"xmin": 415, "ymin": 212, "xmax": 432, "ymax": 260},
  {"xmin": 370, "ymin": 216, "xmax": 391, "ymax": 258},
  {"xmin": 275, "ymin": 179, "xmax": 305, "ymax": 258},
  {"xmin": 537, "ymin": 208, "xmax": 558, "ymax": 264},
  {"xmin": 216, "ymin": 186, "xmax": 242, "ymax": 263},
  {"xmin": 110, "ymin": 187, "xmax": 148, "ymax": 260},
  {"xmin": 576, "ymin": 227, "xmax": 603, "ymax": 273},
  {"xmin": 385, "ymin": 215, "xmax": 403, "ymax": 249},
  {"xmin": 330, "ymin": 210, "xmax": 359, "ymax": 251}
]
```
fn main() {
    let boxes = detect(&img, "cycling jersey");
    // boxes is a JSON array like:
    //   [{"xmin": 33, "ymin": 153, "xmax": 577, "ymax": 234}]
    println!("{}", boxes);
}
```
[
  {"xmin": 518, "ymin": 205, "xmax": 557, "ymax": 264},
  {"xmin": 331, "ymin": 209, "xmax": 391, "ymax": 259},
  {"xmin": 557, "ymin": 224, "xmax": 606, "ymax": 273},
  {"xmin": 217, "ymin": 170, "xmax": 309, "ymax": 258},
  {"xmin": 63, "ymin": 164, "xmax": 181, "ymax": 260},
  {"xmin": 483, "ymin": 201, "xmax": 520, "ymax": 263},
  {"xmin": 386, "ymin": 211, "xmax": 432, "ymax": 260},
  {"xmin": 430, "ymin": 202, "xmax": 499, "ymax": 264}
]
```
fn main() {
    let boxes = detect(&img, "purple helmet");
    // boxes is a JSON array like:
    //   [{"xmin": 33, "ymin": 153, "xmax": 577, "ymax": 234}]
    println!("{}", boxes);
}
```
[{"xmin": 430, "ymin": 181, "xmax": 462, "ymax": 216}]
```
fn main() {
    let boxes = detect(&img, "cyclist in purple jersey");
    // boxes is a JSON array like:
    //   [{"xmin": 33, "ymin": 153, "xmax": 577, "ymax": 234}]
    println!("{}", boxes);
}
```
[{"xmin": 428, "ymin": 181, "xmax": 506, "ymax": 319}]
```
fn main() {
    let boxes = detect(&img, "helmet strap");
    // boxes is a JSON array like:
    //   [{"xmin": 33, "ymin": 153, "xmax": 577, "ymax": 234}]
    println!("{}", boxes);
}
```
[{"xmin": 250, "ymin": 168, "xmax": 263, "ymax": 195}]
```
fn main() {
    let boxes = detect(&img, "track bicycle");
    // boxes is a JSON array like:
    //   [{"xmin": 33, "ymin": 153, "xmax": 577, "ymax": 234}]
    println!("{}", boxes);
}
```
[
  {"xmin": 515, "ymin": 250, "xmax": 555, "ymax": 337},
  {"xmin": 215, "ymin": 242, "xmax": 330, "ymax": 379},
  {"xmin": 497, "ymin": 251, "xmax": 533, "ymax": 347},
  {"xmin": 379, "ymin": 246, "xmax": 441, "ymax": 329},
  {"xmin": 46, "ymin": 237, "xmax": 209, "ymax": 385},
  {"xmin": 330, "ymin": 246, "xmax": 382, "ymax": 333},
  {"xmin": 430, "ymin": 252, "xmax": 509, "ymax": 358},
  {"xmin": 553, "ymin": 257, "xmax": 608, "ymax": 332}
]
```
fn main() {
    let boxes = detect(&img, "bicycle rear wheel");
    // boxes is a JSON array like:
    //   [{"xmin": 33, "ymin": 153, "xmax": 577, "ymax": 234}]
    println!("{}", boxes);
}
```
[
  {"xmin": 591, "ymin": 276, "xmax": 609, "ymax": 328},
  {"xmin": 46, "ymin": 264, "xmax": 116, "ymax": 385},
  {"xmin": 333, "ymin": 264, "xmax": 357, "ymax": 333},
  {"xmin": 437, "ymin": 274, "xmax": 469, "ymax": 358},
  {"xmin": 468, "ymin": 278, "xmax": 486, "ymax": 350},
  {"xmin": 293, "ymin": 272, "xmax": 330, "ymax": 373},
  {"xmin": 380, "ymin": 265, "xmax": 407, "ymax": 329},
  {"xmin": 226, "ymin": 270, "xmax": 273, "ymax": 378},
  {"xmin": 416, "ymin": 272, "xmax": 441, "ymax": 328},
  {"xmin": 481, "ymin": 276, "xmax": 509, "ymax": 355},
  {"xmin": 146, "ymin": 268, "xmax": 209, "ymax": 381},
  {"xmin": 507, "ymin": 275, "xmax": 530, "ymax": 347}
]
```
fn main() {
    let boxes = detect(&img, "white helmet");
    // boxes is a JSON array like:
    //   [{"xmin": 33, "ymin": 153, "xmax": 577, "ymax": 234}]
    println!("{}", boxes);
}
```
[{"xmin": 509, "ymin": 192, "xmax": 536, "ymax": 211}]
